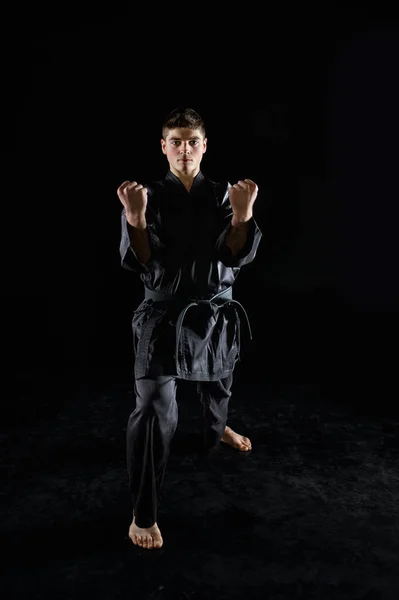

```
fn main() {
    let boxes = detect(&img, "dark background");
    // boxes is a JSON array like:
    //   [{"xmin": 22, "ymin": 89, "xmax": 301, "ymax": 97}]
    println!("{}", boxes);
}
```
[
  {"xmin": 4, "ymin": 6, "xmax": 399, "ymax": 412},
  {"xmin": 3, "ymin": 7, "xmax": 399, "ymax": 600}
]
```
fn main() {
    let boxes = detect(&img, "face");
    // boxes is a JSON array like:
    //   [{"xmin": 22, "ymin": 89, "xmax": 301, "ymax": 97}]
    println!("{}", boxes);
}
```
[{"xmin": 161, "ymin": 127, "xmax": 207, "ymax": 178}]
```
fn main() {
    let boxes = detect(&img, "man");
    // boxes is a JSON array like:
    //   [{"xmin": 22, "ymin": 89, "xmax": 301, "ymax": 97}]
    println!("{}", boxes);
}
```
[{"xmin": 117, "ymin": 107, "xmax": 262, "ymax": 550}]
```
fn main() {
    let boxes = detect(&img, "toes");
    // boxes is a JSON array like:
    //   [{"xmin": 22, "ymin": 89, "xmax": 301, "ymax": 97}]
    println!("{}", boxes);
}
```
[
  {"xmin": 142, "ymin": 536, "xmax": 154, "ymax": 549},
  {"xmin": 133, "ymin": 534, "xmax": 156, "ymax": 549},
  {"xmin": 240, "ymin": 441, "xmax": 252, "ymax": 450}
]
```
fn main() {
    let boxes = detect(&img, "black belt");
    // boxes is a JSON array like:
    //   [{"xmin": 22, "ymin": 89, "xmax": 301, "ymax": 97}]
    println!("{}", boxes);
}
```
[{"xmin": 144, "ymin": 285, "xmax": 252, "ymax": 362}]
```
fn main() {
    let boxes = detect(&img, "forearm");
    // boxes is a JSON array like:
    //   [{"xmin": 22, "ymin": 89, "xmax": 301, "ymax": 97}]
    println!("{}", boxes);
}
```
[
  {"xmin": 127, "ymin": 218, "xmax": 151, "ymax": 264},
  {"xmin": 225, "ymin": 213, "xmax": 253, "ymax": 256}
]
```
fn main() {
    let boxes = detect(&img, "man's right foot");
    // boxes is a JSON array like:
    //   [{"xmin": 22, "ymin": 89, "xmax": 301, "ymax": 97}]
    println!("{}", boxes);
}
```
[{"xmin": 129, "ymin": 515, "xmax": 163, "ymax": 549}]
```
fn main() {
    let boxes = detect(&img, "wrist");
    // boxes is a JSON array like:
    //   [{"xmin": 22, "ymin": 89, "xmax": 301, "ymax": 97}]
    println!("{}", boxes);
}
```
[
  {"xmin": 231, "ymin": 212, "xmax": 253, "ymax": 226},
  {"xmin": 126, "ymin": 212, "xmax": 147, "ymax": 229}
]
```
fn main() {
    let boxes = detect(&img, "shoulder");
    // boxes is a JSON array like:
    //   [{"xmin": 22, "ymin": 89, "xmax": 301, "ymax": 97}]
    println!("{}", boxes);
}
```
[
  {"xmin": 143, "ymin": 179, "xmax": 165, "ymax": 197},
  {"xmin": 141, "ymin": 180, "xmax": 166, "ymax": 215},
  {"xmin": 205, "ymin": 177, "xmax": 231, "ymax": 207}
]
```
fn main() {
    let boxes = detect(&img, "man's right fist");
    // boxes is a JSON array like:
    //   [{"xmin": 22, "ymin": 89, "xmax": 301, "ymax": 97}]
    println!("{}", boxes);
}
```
[{"xmin": 117, "ymin": 181, "xmax": 148, "ymax": 223}]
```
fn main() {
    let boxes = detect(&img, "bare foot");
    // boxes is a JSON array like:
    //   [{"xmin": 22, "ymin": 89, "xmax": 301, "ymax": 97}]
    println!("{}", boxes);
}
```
[
  {"xmin": 221, "ymin": 426, "xmax": 252, "ymax": 452},
  {"xmin": 129, "ymin": 514, "xmax": 163, "ymax": 549}
]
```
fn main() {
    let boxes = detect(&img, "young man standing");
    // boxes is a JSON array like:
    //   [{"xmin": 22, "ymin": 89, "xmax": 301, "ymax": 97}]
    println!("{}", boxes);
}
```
[{"xmin": 117, "ymin": 107, "xmax": 262, "ymax": 550}]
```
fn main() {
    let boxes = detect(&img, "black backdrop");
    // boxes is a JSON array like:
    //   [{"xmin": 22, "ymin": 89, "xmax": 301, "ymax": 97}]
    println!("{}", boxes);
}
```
[{"xmin": 5, "ymin": 7, "xmax": 399, "ymax": 408}]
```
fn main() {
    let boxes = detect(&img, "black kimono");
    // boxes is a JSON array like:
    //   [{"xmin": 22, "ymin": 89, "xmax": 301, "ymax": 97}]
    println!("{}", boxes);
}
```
[{"xmin": 119, "ymin": 170, "xmax": 263, "ymax": 381}]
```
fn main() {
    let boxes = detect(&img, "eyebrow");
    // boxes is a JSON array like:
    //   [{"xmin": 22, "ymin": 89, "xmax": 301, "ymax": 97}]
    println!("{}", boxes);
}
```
[{"xmin": 169, "ymin": 136, "xmax": 201, "ymax": 141}]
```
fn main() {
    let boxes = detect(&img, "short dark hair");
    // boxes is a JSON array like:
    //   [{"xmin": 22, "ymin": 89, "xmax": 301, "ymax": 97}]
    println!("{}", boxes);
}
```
[{"xmin": 162, "ymin": 107, "xmax": 206, "ymax": 139}]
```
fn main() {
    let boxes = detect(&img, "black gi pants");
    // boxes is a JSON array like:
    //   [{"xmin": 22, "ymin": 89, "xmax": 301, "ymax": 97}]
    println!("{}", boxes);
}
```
[{"xmin": 126, "ymin": 373, "xmax": 234, "ymax": 528}]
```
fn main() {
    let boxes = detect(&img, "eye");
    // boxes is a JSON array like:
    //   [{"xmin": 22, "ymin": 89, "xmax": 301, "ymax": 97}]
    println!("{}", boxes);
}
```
[{"xmin": 190, "ymin": 140, "xmax": 199, "ymax": 146}]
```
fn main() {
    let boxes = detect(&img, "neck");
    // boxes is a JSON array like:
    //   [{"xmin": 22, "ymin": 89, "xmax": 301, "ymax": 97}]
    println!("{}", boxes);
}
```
[{"xmin": 169, "ymin": 166, "xmax": 200, "ymax": 192}]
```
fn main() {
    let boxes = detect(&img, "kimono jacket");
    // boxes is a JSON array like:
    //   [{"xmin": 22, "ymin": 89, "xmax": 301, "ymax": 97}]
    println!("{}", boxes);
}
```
[{"xmin": 119, "ymin": 170, "xmax": 263, "ymax": 381}]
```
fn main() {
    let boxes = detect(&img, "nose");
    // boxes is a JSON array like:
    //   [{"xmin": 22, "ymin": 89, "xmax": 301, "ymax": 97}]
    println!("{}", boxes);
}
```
[{"xmin": 180, "ymin": 142, "xmax": 191, "ymax": 154}]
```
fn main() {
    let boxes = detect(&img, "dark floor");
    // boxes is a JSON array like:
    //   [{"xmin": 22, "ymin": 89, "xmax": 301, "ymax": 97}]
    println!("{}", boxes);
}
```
[{"xmin": 2, "ymin": 364, "xmax": 399, "ymax": 600}]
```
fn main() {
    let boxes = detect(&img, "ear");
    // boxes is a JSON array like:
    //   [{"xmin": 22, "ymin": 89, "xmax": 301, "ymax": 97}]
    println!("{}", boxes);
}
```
[
  {"xmin": 160, "ymin": 138, "xmax": 167, "ymax": 155},
  {"xmin": 203, "ymin": 137, "xmax": 207, "ymax": 153}
]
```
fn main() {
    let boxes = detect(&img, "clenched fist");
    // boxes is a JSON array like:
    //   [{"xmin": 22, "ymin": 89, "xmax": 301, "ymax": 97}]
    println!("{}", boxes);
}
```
[
  {"xmin": 117, "ymin": 180, "xmax": 148, "ymax": 226},
  {"xmin": 229, "ymin": 178, "xmax": 258, "ymax": 220}
]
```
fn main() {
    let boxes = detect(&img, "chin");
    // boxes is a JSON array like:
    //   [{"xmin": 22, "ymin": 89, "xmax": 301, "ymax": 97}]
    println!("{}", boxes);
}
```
[{"xmin": 182, "ymin": 163, "xmax": 195, "ymax": 171}]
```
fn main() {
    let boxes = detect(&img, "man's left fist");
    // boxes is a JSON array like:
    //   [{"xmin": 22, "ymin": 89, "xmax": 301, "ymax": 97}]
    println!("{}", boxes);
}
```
[{"xmin": 229, "ymin": 178, "xmax": 258, "ymax": 219}]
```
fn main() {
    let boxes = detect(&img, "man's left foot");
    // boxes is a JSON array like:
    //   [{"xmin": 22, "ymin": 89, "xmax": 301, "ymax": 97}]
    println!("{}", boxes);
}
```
[{"xmin": 221, "ymin": 426, "xmax": 252, "ymax": 451}]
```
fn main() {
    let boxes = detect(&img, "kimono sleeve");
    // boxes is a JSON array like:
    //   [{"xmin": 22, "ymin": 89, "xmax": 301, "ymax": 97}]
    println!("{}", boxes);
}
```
[
  {"xmin": 119, "ymin": 188, "xmax": 166, "ymax": 274},
  {"xmin": 214, "ymin": 182, "xmax": 263, "ymax": 267}
]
